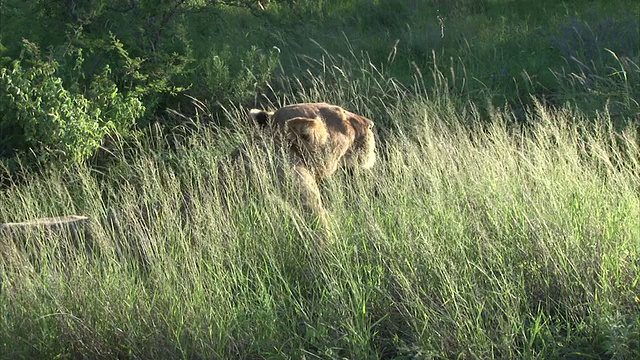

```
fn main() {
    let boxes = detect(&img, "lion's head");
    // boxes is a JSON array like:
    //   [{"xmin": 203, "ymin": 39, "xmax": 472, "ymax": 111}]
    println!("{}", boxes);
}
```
[{"xmin": 250, "ymin": 102, "xmax": 376, "ymax": 179}]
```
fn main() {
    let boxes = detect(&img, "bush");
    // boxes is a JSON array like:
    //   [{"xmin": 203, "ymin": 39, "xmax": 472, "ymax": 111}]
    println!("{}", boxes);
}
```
[{"xmin": 0, "ymin": 40, "xmax": 146, "ymax": 164}]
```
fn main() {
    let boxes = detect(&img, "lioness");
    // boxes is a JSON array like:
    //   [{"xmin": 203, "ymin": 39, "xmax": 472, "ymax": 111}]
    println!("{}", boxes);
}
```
[{"xmin": 220, "ymin": 102, "xmax": 376, "ymax": 226}]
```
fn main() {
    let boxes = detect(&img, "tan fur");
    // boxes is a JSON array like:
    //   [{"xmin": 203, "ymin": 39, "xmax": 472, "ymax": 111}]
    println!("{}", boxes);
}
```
[
  {"xmin": 253, "ymin": 102, "xmax": 376, "ymax": 174},
  {"xmin": 224, "ymin": 102, "xmax": 377, "ymax": 227}
]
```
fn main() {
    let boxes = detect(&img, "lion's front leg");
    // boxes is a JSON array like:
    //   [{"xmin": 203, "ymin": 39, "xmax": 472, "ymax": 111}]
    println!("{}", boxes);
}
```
[{"xmin": 292, "ymin": 164, "xmax": 329, "ymax": 228}]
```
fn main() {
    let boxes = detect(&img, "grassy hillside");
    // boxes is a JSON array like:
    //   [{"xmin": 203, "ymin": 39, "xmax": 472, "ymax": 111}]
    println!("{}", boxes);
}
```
[{"xmin": 1, "ymin": 0, "xmax": 639, "ymax": 359}]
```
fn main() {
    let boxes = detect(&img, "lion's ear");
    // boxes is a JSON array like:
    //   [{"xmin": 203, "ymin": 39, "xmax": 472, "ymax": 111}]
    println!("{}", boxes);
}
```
[
  {"xmin": 347, "ymin": 114, "xmax": 375, "ymax": 136},
  {"xmin": 286, "ymin": 117, "xmax": 328, "ymax": 144},
  {"xmin": 249, "ymin": 109, "xmax": 274, "ymax": 127}
]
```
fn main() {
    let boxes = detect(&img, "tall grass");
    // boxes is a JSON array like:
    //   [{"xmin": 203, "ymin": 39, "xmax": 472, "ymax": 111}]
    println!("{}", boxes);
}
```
[{"xmin": 2, "ymin": 54, "xmax": 639, "ymax": 359}]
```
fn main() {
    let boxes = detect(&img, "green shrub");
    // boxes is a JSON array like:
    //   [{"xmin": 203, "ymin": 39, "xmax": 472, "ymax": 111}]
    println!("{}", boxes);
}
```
[{"xmin": 0, "ymin": 40, "xmax": 145, "ymax": 164}]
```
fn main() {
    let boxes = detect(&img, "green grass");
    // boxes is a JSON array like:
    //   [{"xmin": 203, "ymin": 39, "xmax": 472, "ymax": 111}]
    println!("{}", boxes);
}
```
[
  {"xmin": 181, "ymin": 0, "xmax": 639, "ymax": 120},
  {"xmin": 1, "ymin": 60, "xmax": 639, "ymax": 358}
]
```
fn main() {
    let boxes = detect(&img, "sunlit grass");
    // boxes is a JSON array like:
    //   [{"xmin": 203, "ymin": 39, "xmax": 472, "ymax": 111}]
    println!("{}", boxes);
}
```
[
  {"xmin": 1, "ymin": 0, "xmax": 639, "ymax": 358},
  {"xmin": 2, "ymin": 14, "xmax": 640, "ymax": 354},
  {"xmin": 2, "ymin": 83, "xmax": 639, "ymax": 358}
]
